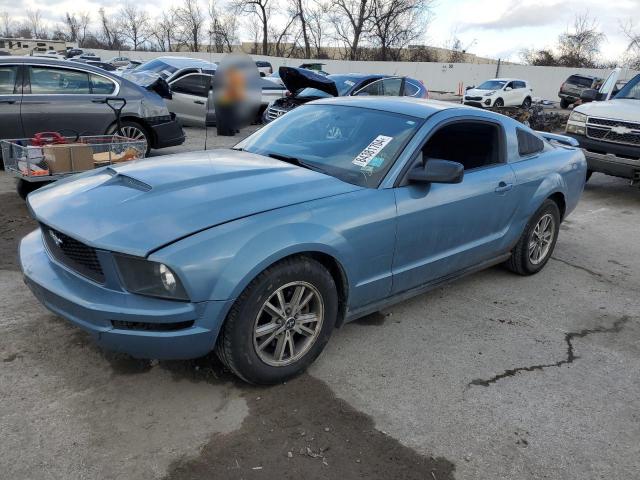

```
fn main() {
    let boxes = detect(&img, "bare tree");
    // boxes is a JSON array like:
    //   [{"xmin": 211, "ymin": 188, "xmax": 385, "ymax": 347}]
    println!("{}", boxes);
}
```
[
  {"xmin": 1, "ymin": 11, "xmax": 12, "ymax": 37},
  {"xmin": 26, "ymin": 9, "xmax": 48, "ymax": 39},
  {"xmin": 269, "ymin": 13, "xmax": 298, "ymax": 56},
  {"xmin": 557, "ymin": 14, "xmax": 605, "ymax": 67},
  {"xmin": 232, "ymin": 0, "xmax": 271, "ymax": 55},
  {"xmin": 151, "ymin": 11, "xmax": 178, "ymax": 52},
  {"xmin": 98, "ymin": 7, "xmax": 123, "ymax": 50},
  {"xmin": 329, "ymin": 0, "xmax": 374, "ymax": 60},
  {"xmin": 370, "ymin": 0, "xmax": 431, "ymax": 61},
  {"xmin": 119, "ymin": 3, "xmax": 151, "ymax": 50},
  {"xmin": 288, "ymin": 0, "xmax": 312, "ymax": 57},
  {"xmin": 175, "ymin": 0, "xmax": 205, "ymax": 51},
  {"xmin": 520, "ymin": 48, "xmax": 560, "ymax": 66},
  {"xmin": 208, "ymin": 1, "xmax": 238, "ymax": 53},
  {"xmin": 64, "ymin": 12, "xmax": 91, "ymax": 47},
  {"xmin": 307, "ymin": 1, "xmax": 329, "ymax": 57},
  {"xmin": 621, "ymin": 20, "xmax": 640, "ymax": 70}
]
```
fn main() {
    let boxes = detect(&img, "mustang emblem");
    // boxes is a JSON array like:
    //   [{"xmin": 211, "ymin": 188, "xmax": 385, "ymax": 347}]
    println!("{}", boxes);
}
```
[
  {"xmin": 49, "ymin": 230, "xmax": 63, "ymax": 247},
  {"xmin": 610, "ymin": 125, "xmax": 633, "ymax": 135}
]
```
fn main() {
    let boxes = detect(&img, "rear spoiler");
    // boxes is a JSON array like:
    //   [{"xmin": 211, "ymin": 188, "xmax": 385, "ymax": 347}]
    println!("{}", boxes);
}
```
[{"xmin": 537, "ymin": 131, "xmax": 579, "ymax": 147}]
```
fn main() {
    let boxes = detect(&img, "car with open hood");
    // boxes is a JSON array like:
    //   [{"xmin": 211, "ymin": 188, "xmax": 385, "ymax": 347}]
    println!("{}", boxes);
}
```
[
  {"xmin": 262, "ymin": 67, "xmax": 428, "ymax": 123},
  {"xmin": 20, "ymin": 97, "xmax": 586, "ymax": 384}
]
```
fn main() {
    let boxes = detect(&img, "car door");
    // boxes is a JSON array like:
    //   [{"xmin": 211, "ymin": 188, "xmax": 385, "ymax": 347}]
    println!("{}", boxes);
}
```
[
  {"xmin": 391, "ymin": 117, "xmax": 519, "ymax": 294},
  {"xmin": 0, "ymin": 63, "xmax": 23, "ymax": 139},
  {"xmin": 21, "ymin": 64, "xmax": 118, "ymax": 137},
  {"xmin": 354, "ymin": 77, "xmax": 405, "ymax": 97},
  {"xmin": 502, "ymin": 81, "xmax": 517, "ymax": 106},
  {"xmin": 166, "ymin": 73, "xmax": 211, "ymax": 127}
]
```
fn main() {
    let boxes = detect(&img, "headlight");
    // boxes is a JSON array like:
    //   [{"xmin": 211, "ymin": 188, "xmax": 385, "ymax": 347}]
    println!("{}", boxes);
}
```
[
  {"xmin": 568, "ymin": 111, "xmax": 587, "ymax": 123},
  {"xmin": 484, "ymin": 91, "xmax": 495, "ymax": 96},
  {"xmin": 115, "ymin": 255, "xmax": 189, "ymax": 301}
]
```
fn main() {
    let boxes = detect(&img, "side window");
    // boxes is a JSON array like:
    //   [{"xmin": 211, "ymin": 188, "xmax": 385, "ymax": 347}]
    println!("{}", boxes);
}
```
[
  {"xmin": 381, "ymin": 77, "xmax": 403, "ymax": 96},
  {"xmin": 0, "ymin": 65, "xmax": 18, "ymax": 94},
  {"xmin": 516, "ymin": 129, "xmax": 544, "ymax": 156},
  {"xmin": 356, "ymin": 79, "xmax": 384, "ymax": 96},
  {"xmin": 90, "ymin": 74, "xmax": 116, "ymax": 94},
  {"xmin": 404, "ymin": 81, "xmax": 420, "ymax": 97},
  {"xmin": 421, "ymin": 122, "xmax": 502, "ymax": 170},
  {"xmin": 513, "ymin": 81, "xmax": 524, "ymax": 89},
  {"xmin": 505, "ymin": 81, "xmax": 514, "ymax": 90},
  {"xmin": 171, "ymin": 74, "xmax": 211, "ymax": 97},
  {"xmin": 29, "ymin": 67, "xmax": 90, "ymax": 94}
]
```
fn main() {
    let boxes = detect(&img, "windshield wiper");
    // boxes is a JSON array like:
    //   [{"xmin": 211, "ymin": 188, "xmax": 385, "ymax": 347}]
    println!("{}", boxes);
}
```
[{"xmin": 267, "ymin": 153, "xmax": 328, "ymax": 175}]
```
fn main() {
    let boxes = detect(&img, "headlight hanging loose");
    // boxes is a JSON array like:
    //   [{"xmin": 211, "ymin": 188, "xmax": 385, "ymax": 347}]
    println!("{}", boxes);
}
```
[{"xmin": 115, "ymin": 255, "xmax": 189, "ymax": 301}]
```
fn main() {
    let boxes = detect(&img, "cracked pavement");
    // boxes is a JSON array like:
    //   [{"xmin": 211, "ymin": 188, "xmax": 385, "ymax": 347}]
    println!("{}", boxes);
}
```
[{"xmin": 1, "ymin": 128, "xmax": 639, "ymax": 479}]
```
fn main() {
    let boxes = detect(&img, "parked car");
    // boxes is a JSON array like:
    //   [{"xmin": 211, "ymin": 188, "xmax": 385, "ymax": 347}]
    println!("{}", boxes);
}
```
[
  {"xmin": 256, "ymin": 60, "xmax": 273, "ymax": 77},
  {"xmin": 299, "ymin": 63, "xmax": 329, "ymax": 75},
  {"xmin": 86, "ymin": 60, "xmax": 118, "ymax": 72},
  {"xmin": 20, "ymin": 96, "xmax": 586, "ymax": 384},
  {"xmin": 121, "ymin": 56, "xmax": 217, "ymax": 86},
  {"xmin": 262, "ymin": 67, "xmax": 428, "ymax": 123},
  {"xmin": 464, "ymin": 78, "xmax": 533, "ymax": 108},
  {"xmin": 65, "ymin": 48, "xmax": 83, "ymax": 58},
  {"xmin": 165, "ymin": 73, "xmax": 287, "ymax": 127},
  {"xmin": 32, "ymin": 51, "xmax": 65, "ymax": 60},
  {"xmin": 78, "ymin": 53, "xmax": 101, "ymax": 62},
  {"xmin": 0, "ymin": 57, "xmax": 185, "ymax": 159},
  {"xmin": 565, "ymin": 68, "xmax": 640, "ymax": 184},
  {"xmin": 558, "ymin": 74, "xmax": 602, "ymax": 109},
  {"xmin": 109, "ymin": 56, "xmax": 132, "ymax": 68}
]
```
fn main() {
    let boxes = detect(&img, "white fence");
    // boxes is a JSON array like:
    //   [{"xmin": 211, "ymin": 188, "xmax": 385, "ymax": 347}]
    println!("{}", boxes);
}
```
[{"xmin": 92, "ymin": 49, "xmax": 638, "ymax": 102}]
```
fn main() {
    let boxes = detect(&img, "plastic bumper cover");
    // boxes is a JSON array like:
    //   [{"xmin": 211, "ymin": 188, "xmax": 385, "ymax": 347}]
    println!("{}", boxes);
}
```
[
  {"xmin": 148, "ymin": 114, "xmax": 186, "ymax": 149},
  {"xmin": 565, "ymin": 133, "xmax": 640, "ymax": 180},
  {"xmin": 20, "ymin": 229, "xmax": 231, "ymax": 360}
]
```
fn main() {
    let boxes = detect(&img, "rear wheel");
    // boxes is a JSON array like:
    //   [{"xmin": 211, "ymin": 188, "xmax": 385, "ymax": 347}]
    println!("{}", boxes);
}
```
[
  {"xmin": 586, "ymin": 170, "xmax": 593, "ymax": 182},
  {"xmin": 16, "ymin": 179, "xmax": 48, "ymax": 200},
  {"xmin": 560, "ymin": 98, "xmax": 570, "ymax": 109},
  {"xmin": 216, "ymin": 256, "xmax": 338, "ymax": 384},
  {"xmin": 522, "ymin": 97, "xmax": 532, "ymax": 108},
  {"xmin": 112, "ymin": 120, "xmax": 151, "ymax": 155},
  {"xmin": 505, "ymin": 199, "xmax": 560, "ymax": 275}
]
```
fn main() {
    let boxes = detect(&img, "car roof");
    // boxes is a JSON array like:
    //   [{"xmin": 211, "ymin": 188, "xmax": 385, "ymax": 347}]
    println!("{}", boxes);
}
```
[
  {"xmin": 489, "ymin": 78, "xmax": 525, "ymax": 82},
  {"xmin": 152, "ymin": 56, "xmax": 217, "ymax": 69},
  {"xmin": 328, "ymin": 73, "xmax": 387, "ymax": 81},
  {"xmin": 0, "ymin": 56, "xmax": 120, "ymax": 76},
  {"xmin": 311, "ymin": 96, "xmax": 466, "ymax": 118}
]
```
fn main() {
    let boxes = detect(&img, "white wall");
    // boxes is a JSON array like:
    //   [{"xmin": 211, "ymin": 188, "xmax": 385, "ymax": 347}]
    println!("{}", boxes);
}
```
[{"xmin": 93, "ymin": 49, "xmax": 638, "ymax": 102}]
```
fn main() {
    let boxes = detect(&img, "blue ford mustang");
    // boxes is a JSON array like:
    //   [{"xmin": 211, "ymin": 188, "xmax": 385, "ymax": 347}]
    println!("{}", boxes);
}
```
[{"xmin": 20, "ymin": 97, "xmax": 587, "ymax": 384}]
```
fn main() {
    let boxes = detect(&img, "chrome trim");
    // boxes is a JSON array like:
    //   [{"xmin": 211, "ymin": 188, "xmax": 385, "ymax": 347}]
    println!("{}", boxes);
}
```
[
  {"xmin": 585, "ymin": 115, "xmax": 640, "ymax": 147},
  {"xmin": 23, "ymin": 62, "xmax": 120, "ymax": 96}
]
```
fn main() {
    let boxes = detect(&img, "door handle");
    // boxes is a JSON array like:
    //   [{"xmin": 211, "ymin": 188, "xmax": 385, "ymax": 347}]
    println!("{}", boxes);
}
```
[
  {"xmin": 495, "ymin": 182, "xmax": 513, "ymax": 193},
  {"xmin": 0, "ymin": 100, "xmax": 16, "ymax": 104},
  {"xmin": 194, "ymin": 100, "xmax": 205, "ymax": 105}
]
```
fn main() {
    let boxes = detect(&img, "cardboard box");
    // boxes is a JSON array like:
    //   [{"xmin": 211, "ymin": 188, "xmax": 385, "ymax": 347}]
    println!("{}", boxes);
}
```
[
  {"xmin": 93, "ymin": 148, "xmax": 141, "ymax": 167},
  {"xmin": 43, "ymin": 144, "xmax": 94, "ymax": 174}
]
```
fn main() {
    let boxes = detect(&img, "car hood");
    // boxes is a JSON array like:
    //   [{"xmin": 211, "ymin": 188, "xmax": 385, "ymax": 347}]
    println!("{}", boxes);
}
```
[
  {"xmin": 574, "ymin": 98, "xmax": 640, "ymax": 122},
  {"xmin": 466, "ymin": 88, "xmax": 494, "ymax": 96},
  {"xmin": 28, "ymin": 149, "xmax": 361, "ymax": 257},
  {"xmin": 279, "ymin": 67, "xmax": 339, "ymax": 97}
]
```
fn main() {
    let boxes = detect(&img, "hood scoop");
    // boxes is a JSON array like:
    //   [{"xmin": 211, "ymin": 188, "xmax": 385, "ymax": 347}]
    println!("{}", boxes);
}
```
[{"xmin": 102, "ymin": 167, "xmax": 152, "ymax": 192}]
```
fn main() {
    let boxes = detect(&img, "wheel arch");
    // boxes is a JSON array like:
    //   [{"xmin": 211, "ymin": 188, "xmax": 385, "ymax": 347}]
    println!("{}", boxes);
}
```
[{"xmin": 547, "ymin": 191, "xmax": 566, "ymax": 220}]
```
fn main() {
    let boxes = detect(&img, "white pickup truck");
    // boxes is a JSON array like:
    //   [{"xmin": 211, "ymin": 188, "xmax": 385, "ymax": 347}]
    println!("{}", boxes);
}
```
[{"xmin": 565, "ymin": 68, "xmax": 640, "ymax": 184}]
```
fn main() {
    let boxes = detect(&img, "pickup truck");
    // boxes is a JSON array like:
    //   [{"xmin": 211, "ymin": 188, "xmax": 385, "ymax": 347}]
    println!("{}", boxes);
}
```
[{"xmin": 565, "ymin": 68, "xmax": 640, "ymax": 184}]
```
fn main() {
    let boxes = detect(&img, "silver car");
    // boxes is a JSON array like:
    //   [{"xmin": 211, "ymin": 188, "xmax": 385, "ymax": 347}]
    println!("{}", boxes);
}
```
[
  {"xmin": 0, "ymin": 57, "xmax": 185, "ymax": 153},
  {"xmin": 165, "ymin": 74, "xmax": 287, "ymax": 127},
  {"xmin": 121, "ymin": 56, "xmax": 217, "ymax": 86}
]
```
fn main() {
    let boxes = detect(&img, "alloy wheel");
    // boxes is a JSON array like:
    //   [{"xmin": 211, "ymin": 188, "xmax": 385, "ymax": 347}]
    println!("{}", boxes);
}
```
[
  {"xmin": 529, "ymin": 213, "xmax": 555, "ymax": 265},
  {"xmin": 120, "ymin": 125, "xmax": 147, "ymax": 142},
  {"xmin": 253, "ymin": 281, "xmax": 324, "ymax": 367}
]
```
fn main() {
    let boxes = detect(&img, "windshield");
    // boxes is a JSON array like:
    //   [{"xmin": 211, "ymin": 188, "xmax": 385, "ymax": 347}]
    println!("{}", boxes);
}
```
[
  {"xmin": 131, "ymin": 59, "xmax": 178, "ymax": 79},
  {"xmin": 236, "ymin": 104, "xmax": 421, "ymax": 188},
  {"xmin": 297, "ymin": 75, "xmax": 359, "ymax": 98},
  {"xmin": 614, "ymin": 74, "xmax": 640, "ymax": 100},
  {"xmin": 477, "ymin": 80, "xmax": 506, "ymax": 90}
]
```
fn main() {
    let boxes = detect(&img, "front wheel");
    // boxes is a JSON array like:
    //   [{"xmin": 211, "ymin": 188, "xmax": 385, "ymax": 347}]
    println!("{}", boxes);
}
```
[
  {"xmin": 215, "ymin": 256, "xmax": 338, "ymax": 384},
  {"xmin": 505, "ymin": 199, "xmax": 561, "ymax": 275},
  {"xmin": 493, "ymin": 98, "xmax": 504, "ymax": 107}
]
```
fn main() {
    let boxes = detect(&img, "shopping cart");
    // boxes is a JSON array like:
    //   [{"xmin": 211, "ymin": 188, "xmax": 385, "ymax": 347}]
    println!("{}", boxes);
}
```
[{"xmin": 1, "ymin": 98, "xmax": 148, "ymax": 199}]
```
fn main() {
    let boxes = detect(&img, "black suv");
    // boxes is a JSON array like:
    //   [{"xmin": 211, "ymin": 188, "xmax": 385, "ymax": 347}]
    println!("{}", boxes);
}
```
[{"xmin": 558, "ymin": 74, "xmax": 602, "ymax": 108}]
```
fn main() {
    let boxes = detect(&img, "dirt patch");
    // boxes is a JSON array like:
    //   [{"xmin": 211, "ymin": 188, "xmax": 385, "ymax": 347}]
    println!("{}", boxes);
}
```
[
  {"xmin": 0, "ymin": 191, "xmax": 37, "ymax": 271},
  {"xmin": 163, "ymin": 371, "xmax": 456, "ymax": 480}
]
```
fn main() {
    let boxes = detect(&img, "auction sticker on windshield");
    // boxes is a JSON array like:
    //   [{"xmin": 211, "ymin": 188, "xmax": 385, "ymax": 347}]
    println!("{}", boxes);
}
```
[{"xmin": 353, "ymin": 135, "xmax": 393, "ymax": 167}]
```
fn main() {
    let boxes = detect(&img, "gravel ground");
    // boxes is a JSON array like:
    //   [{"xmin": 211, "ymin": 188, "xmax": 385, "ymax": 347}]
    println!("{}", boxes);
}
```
[{"xmin": 1, "ymin": 124, "xmax": 639, "ymax": 480}]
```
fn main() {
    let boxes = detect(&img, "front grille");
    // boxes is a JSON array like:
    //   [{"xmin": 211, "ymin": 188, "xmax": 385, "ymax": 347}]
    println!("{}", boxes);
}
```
[
  {"xmin": 586, "ymin": 117, "xmax": 640, "ymax": 147},
  {"xmin": 42, "ymin": 225, "xmax": 105, "ymax": 283},
  {"xmin": 266, "ymin": 107, "xmax": 287, "ymax": 121},
  {"xmin": 465, "ymin": 96, "xmax": 482, "ymax": 101}
]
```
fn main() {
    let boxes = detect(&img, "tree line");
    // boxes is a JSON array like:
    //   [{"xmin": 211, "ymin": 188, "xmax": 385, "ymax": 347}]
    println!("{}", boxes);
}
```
[{"xmin": 0, "ymin": 0, "xmax": 435, "ymax": 61}]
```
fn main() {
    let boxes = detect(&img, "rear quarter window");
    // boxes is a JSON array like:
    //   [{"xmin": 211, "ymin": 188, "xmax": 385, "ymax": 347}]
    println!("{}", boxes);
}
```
[{"xmin": 517, "ymin": 129, "xmax": 545, "ymax": 156}]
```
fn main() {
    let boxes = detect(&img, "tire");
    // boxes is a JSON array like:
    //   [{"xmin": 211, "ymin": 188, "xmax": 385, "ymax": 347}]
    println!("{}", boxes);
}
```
[
  {"xmin": 560, "ymin": 98, "xmax": 570, "ymax": 109},
  {"xmin": 16, "ymin": 179, "xmax": 47, "ymax": 200},
  {"xmin": 505, "ymin": 199, "xmax": 561, "ymax": 275},
  {"xmin": 215, "ymin": 256, "xmax": 338, "ymax": 384},
  {"xmin": 493, "ymin": 98, "xmax": 504, "ymax": 107},
  {"xmin": 113, "ymin": 120, "xmax": 151, "ymax": 155},
  {"xmin": 522, "ymin": 97, "xmax": 532, "ymax": 108},
  {"xmin": 585, "ymin": 170, "xmax": 593, "ymax": 182}
]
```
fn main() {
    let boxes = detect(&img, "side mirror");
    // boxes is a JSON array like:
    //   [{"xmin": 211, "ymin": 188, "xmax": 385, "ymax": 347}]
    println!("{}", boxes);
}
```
[
  {"xmin": 408, "ymin": 158, "xmax": 464, "ymax": 184},
  {"xmin": 504, "ymin": 86, "xmax": 512, "ymax": 91},
  {"xmin": 580, "ymin": 88, "xmax": 597, "ymax": 102}
]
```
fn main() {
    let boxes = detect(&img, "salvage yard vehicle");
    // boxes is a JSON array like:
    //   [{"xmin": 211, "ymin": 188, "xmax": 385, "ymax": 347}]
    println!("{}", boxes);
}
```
[
  {"xmin": 20, "ymin": 97, "xmax": 587, "ymax": 384},
  {"xmin": 262, "ymin": 67, "xmax": 428, "ymax": 123},
  {"xmin": 121, "ymin": 56, "xmax": 217, "ymax": 86},
  {"xmin": 558, "ymin": 74, "xmax": 602, "ymax": 109},
  {"xmin": 0, "ymin": 57, "xmax": 185, "ymax": 156},
  {"xmin": 464, "ymin": 78, "xmax": 533, "ymax": 108},
  {"xmin": 565, "ymin": 70, "xmax": 640, "ymax": 184}
]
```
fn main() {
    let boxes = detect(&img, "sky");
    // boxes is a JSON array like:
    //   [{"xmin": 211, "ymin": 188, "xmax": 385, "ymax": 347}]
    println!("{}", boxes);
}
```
[{"xmin": 1, "ymin": 0, "xmax": 638, "ymax": 63}]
